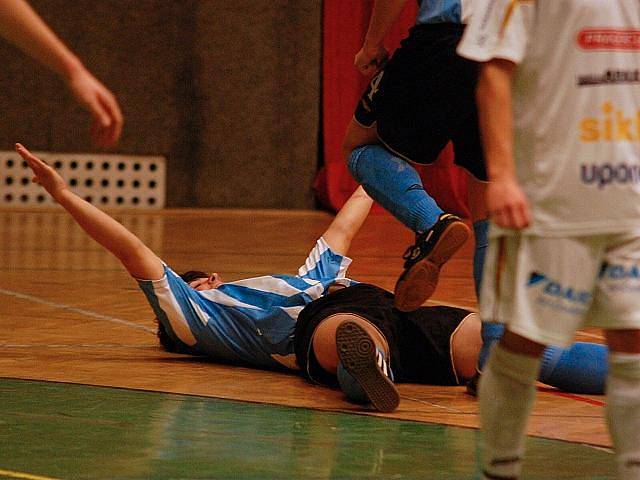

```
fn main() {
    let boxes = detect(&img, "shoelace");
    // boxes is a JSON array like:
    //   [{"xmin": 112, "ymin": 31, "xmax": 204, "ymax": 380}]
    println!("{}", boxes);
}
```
[
  {"xmin": 402, "ymin": 244, "xmax": 421, "ymax": 261},
  {"xmin": 402, "ymin": 230, "xmax": 431, "ymax": 262}
]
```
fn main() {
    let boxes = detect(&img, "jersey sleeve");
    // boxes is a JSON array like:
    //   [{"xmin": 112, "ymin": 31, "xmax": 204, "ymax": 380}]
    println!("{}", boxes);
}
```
[
  {"xmin": 457, "ymin": 0, "xmax": 535, "ymax": 64},
  {"xmin": 297, "ymin": 237, "xmax": 352, "ymax": 281}
]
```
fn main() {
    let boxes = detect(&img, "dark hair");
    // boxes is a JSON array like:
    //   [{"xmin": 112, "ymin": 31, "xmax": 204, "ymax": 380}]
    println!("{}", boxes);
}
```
[
  {"xmin": 156, "ymin": 270, "xmax": 208, "ymax": 353},
  {"xmin": 179, "ymin": 270, "xmax": 209, "ymax": 284}
]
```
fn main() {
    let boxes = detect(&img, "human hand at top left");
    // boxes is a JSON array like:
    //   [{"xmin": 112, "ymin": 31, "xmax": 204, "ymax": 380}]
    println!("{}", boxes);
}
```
[{"xmin": 66, "ymin": 66, "xmax": 123, "ymax": 148}]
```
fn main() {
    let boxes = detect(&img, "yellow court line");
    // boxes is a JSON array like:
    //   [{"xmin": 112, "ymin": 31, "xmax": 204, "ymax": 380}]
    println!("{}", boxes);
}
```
[{"xmin": 0, "ymin": 469, "xmax": 62, "ymax": 480}]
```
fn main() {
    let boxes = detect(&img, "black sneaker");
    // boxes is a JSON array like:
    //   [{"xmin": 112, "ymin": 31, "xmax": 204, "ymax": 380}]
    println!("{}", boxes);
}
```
[
  {"xmin": 336, "ymin": 321, "xmax": 400, "ymax": 413},
  {"xmin": 394, "ymin": 213, "xmax": 471, "ymax": 312}
]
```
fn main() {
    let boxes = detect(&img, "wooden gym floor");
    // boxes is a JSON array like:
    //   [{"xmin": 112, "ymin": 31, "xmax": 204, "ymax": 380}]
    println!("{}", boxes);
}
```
[{"xmin": 0, "ymin": 207, "xmax": 615, "ymax": 479}]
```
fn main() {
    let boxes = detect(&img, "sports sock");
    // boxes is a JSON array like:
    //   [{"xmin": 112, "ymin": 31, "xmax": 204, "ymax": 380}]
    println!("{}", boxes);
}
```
[
  {"xmin": 539, "ymin": 342, "xmax": 608, "ymax": 394},
  {"xmin": 473, "ymin": 219, "xmax": 489, "ymax": 297},
  {"xmin": 479, "ymin": 345, "xmax": 541, "ymax": 479},
  {"xmin": 348, "ymin": 145, "xmax": 443, "ymax": 233},
  {"xmin": 472, "ymin": 219, "xmax": 505, "ymax": 373},
  {"xmin": 478, "ymin": 322, "xmax": 505, "ymax": 372},
  {"xmin": 606, "ymin": 352, "xmax": 640, "ymax": 480},
  {"xmin": 337, "ymin": 362, "xmax": 369, "ymax": 404}
]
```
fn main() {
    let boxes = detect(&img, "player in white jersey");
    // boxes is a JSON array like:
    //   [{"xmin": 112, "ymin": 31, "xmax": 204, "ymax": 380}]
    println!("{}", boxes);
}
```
[
  {"xmin": 458, "ymin": 1, "xmax": 640, "ymax": 479},
  {"xmin": 343, "ymin": 0, "xmax": 612, "ymax": 399}
]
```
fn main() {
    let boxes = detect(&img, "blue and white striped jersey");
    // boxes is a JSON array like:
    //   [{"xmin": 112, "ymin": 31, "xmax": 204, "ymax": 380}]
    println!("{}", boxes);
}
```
[
  {"xmin": 416, "ymin": 0, "xmax": 472, "ymax": 25},
  {"xmin": 138, "ymin": 237, "xmax": 354, "ymax": 371}
]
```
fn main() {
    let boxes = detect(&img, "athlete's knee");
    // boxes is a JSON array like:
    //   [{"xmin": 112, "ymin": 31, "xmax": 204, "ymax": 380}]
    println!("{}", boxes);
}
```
[
  {"xmin": 312, "ymin": 313, "xmax": 388, "ymax": 374},
  {"xmin": 342, "ymin": 119, "xmax": 378, "ymax": 164},
  {"xmin": 346, "ymin": 145, "xmax": 370, "ymax": 181}
]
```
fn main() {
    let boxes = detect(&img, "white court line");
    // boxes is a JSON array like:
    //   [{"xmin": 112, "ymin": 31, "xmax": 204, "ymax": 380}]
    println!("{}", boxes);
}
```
[
  {"xmin": 0, "ymin": 288, "xmax": 155, "ymax": 334},
  {"xmin": 401, "ymin": 395, "xmax": 466, "ymax": 414}
]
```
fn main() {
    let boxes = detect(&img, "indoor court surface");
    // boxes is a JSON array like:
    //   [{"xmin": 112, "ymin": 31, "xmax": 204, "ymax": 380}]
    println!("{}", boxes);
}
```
[{"xmin": 1, "ymin": 207, "xmax": 615, "ymax": 479}]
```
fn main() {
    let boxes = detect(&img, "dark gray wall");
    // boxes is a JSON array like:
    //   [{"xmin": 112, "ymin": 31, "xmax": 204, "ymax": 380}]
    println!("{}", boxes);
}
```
[{"xmin": 0, "ymin": 0, "xmax": 321, "ymax": 208}]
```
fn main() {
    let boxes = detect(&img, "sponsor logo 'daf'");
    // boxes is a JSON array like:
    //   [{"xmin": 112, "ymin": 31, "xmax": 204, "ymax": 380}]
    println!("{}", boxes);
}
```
[
  {"xmin": 527, "ymin": 272, "xmax": 592, "ymax": 305},
  {"xmin": 527, "ymin": 272, "xmax": 591, "ymax": 316}
]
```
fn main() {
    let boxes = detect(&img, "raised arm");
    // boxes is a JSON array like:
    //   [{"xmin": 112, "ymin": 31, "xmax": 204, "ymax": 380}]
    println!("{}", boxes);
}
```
[
  {"xmin": 0, "ymin": 0, "xmax": 123, "ymax": 147},
  {"xmin": 16, "ymin": 144, "xmax": 163, "ymax": 279},
  {"xmin": 322, "ymin": 185, "xmax": 374, "ymax": 256},
  {"xmin": 354, "ymin": 0, "xmax": 409, "ymax": 75},
  {"xmin": 476, "ymin": 59, "xmax": 531, "ymax": 230}
]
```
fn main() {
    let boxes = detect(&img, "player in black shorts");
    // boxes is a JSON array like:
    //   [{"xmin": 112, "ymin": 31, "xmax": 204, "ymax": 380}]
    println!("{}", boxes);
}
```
[
  {"xmin": 341, "ymin": 6, "xmax": 489, "ymax": 317},
  {"xmin": 341, "ymin": 1, "xmax": 609, "ymax": 399},
  {"xmin": 295, "ymin": 283, "xmax": 480, "ymax": 412},
  {"xmin": 295, "ymin": 283, "xmax": 608, "ymax": 412}
]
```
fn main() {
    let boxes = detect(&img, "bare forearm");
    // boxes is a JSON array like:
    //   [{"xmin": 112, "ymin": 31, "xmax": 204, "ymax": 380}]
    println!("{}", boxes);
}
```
[
  {"xmin": 476, "ymin": 60, "xmax": 517, "ymax": 181},
  {"xmin": 54, "ymin": 189, "xmax": 162, "ymax": 278},
  {"xmin": 0, "ymin": 0, "xmax": 83, "ymax": 79},
  {"xmin": 364, "ymin": 0, "xmax": 409, "ymax": 48},
  {"xmin": 322, "ymin": 186, "xmax": 373, "ymax": 256}
]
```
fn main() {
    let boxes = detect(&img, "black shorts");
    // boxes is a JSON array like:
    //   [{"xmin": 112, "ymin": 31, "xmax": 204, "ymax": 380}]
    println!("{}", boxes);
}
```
[
  {"xmin": 294, "ymin": 283, "xmax": 471, "ymax": 387},
  {"xmin": 354, "ymin": 23, "xmax": 486, "ymax": 181}
]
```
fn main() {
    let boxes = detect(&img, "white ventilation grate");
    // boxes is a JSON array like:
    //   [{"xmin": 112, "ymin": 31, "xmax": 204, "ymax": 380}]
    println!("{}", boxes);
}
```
[{"xmin": 0, "ymin": 151, "xmax": 166, "ymax": 209}]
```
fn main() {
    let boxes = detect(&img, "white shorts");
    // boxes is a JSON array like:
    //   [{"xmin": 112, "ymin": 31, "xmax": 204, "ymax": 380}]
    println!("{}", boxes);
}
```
[{"xmin": 480, "ymin": 232, "xmax": 640, "ymax": 347}]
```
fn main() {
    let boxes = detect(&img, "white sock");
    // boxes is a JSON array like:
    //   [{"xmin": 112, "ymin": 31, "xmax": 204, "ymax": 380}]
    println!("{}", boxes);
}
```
[
  {"xmin": 606, "ymin": 352, "xmax": 640, "ymax": 480},
  {"xmin": 479, "ymin": 345, "xmax": 541, "ymax": 479}
]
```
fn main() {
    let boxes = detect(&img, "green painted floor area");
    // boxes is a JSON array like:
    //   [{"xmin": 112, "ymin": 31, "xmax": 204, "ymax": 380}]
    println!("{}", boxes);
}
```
[{"xmin": 0, "ymin": 378, "xmax": 614, "ymax": 479}]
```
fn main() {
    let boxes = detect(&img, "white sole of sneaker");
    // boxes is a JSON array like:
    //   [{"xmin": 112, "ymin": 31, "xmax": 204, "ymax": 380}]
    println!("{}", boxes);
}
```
[{"xmin": 336, "ymin": 321, "xmax": 400, "ymax": 413}]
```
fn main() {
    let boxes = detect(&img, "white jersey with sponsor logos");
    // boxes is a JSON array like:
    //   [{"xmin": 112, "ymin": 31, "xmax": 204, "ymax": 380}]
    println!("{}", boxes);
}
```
[{"xmin": 458, "ymin": 0, "xmax": 640, "ymax": 236}]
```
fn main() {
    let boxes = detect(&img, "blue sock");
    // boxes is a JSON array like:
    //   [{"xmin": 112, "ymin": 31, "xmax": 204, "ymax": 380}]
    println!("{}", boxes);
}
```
[
  {"xmin": 472, "ymin": 219, "xmax": 502, "ymax": 372},
  {"xmin": 337, "ymin": 362, "xmax": 369, "ymax": 404},
  {"xmin": 539, "ymin": 342, "xmax": 608, "ymax": 394},
  {"xmin": 472, "ymin": 219, "xmax": 489, "ymax": 297},
  {"xmin": 478, "ymin": 322, "xmax": 505, "ymax": 372},
  {"xmin": 348, "ymin": 145, "xmax": 443, "ymax": 233}
]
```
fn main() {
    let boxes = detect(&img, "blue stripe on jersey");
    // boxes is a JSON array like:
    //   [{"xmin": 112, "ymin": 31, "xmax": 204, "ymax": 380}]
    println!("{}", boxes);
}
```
[
  {"xmin": 217, "ymin": 281, "xmax": 313, "ymax": 309},
  {"xmin": 138, "ymin": 238, "xmax": 354, "ymax": 370},
  {"xmin": 298, "ymin": 241, "xmax": 348, "ymax": 281},
  {"xmin": 417, "ymin": 0, "xmax": 462, "ymax": 24}
]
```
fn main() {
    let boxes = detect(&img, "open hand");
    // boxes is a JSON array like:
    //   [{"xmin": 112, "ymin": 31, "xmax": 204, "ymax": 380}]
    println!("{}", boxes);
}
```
[
  {"xmin": 15, "ymin": 143, "xmax": 68, "ymax": 198},
  {"xmin": 487, "ymin": 177, "xmax": 531, "ymax": 230},
  {"xmin": 66, "ymin": 67, "xmax": 123, "ymax": 148}
]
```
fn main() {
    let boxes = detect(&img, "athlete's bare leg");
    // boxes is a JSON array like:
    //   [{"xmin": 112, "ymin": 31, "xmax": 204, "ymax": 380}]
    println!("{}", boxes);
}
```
[
  {"xmin": 312, "ymin": 313, "xmax": 389, "ymax": 374},
  {"xmin": 342, "ymin": 118, "xmax": 379, "ymax": 163}
]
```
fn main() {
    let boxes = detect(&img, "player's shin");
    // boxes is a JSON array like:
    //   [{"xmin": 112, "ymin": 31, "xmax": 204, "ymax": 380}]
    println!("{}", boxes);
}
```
[
  {"xmin": 347, "ymin": 145, "xmax": 442, "ymax": 233},
  {"xmin": 479, "ymin": 345, "xmax": 541, "ymax": 480},
  {"xmin": 606, "ymin": 352, "xmax": 640, "ymax": 480}
]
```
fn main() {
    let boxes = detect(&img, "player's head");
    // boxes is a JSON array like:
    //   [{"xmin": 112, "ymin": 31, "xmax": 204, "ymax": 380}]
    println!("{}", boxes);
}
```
[{"xmin": 180, "ymin": 270, "xmax": 224, "ymax": 290}]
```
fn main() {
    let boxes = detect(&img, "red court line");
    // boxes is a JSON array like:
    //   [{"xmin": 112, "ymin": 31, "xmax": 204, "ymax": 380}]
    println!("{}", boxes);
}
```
[{"xmin": 537, "ymin": 387, "xmax": 606, "ymax": 407}]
